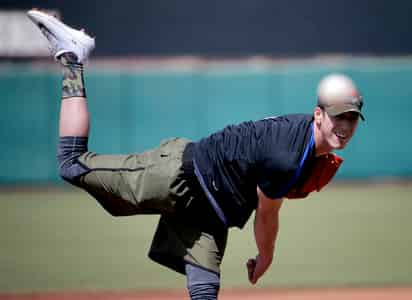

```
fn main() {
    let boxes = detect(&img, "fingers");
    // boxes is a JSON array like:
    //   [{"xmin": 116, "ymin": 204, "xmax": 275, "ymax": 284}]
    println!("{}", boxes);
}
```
[{"xmin": 246, "ymin": 258, "xmax": 257, "ymax": 284}]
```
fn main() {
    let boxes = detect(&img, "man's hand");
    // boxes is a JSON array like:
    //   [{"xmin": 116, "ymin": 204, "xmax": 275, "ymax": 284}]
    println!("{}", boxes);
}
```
[{"xmin": 246, "ymin": 254, "xmax": 273, "ymax": 284}]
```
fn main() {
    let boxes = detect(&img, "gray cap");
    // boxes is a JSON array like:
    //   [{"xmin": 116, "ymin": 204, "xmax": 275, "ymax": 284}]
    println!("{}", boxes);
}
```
[{"xmin": 317, "ymin": 73, "xmax": 365, "ymax": 121}]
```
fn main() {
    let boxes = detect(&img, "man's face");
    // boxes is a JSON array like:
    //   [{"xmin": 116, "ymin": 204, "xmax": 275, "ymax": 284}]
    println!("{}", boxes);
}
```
[{"xmin": 319, "ymin": 109, "xmax": 360, "ymax": 150}]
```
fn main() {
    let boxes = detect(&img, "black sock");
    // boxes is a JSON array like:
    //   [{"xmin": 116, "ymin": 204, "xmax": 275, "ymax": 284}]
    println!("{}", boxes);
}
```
[{"xmin": 58, "ymin": 52, "xmax": 86, "ymax": 99}]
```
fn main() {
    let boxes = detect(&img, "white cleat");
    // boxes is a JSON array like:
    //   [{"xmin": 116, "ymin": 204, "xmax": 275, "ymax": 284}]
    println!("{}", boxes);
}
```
[{"xmin": 27, "ymin": 9, "xmax": 95, "ymax": 63}]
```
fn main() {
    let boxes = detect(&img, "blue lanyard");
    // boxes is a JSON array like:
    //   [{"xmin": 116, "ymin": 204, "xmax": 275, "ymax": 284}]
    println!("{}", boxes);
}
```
[{"xmin": 273, "ymin": 124, "xmax": 315, "ymax": 199}]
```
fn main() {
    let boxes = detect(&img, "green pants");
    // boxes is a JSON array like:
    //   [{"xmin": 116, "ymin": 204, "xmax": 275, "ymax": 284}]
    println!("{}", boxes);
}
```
[{"xmin": 75, "ymin": 137, "xmax": 228, "ymax": 275}]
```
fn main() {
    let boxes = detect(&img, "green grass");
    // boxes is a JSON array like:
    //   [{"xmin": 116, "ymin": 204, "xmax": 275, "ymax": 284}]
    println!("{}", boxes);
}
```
[{"xmin": 1, "ymin": 183, "xmax": 412, "ymax": 293}]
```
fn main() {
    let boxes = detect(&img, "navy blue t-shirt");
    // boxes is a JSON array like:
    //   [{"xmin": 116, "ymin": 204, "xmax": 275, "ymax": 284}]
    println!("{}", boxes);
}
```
[{"xmin": 193, "ymin": 114, "xmax": 315, "ymax": 228}]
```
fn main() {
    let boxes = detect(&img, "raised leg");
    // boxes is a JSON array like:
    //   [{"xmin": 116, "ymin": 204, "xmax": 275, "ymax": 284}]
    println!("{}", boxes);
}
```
[{"xmin": 26, "ymin": 10, "xmax": 184, "ymax": 218}]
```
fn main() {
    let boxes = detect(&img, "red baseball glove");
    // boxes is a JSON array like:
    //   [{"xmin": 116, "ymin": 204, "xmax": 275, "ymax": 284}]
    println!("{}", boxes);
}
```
[{"xmin": 286, "ymin": 153, "xmax": 343, "ymax": 199}]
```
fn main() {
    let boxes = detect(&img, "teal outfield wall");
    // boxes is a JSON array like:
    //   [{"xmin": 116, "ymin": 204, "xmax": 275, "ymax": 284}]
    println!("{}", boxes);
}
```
[{"xmin": 1, "ymin": 57, "xmax": 412, "ymax": 183}]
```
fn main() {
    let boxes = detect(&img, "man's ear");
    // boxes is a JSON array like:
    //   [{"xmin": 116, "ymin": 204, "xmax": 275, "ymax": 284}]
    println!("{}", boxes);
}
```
[{"xmin": 314, "ymin": 106, "xmax": 323, "ymax": 126}]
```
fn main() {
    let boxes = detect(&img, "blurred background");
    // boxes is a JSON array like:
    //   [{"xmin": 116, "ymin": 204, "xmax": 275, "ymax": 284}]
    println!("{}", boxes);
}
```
[{"xmin": 1, "ymin": 0, "xmax": 412, "ymax": 295}]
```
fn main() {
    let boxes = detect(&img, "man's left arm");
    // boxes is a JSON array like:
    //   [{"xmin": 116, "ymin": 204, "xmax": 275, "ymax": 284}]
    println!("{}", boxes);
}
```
[{"xmin": 247, "ymin": 186, "xmax": 283, "ymax": 284}]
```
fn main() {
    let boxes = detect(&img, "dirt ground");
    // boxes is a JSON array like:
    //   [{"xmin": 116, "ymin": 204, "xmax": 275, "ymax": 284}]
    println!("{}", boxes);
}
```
[{"xmin": 1, "ymin": 287, "xmax": 412, "ymax": 300}]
